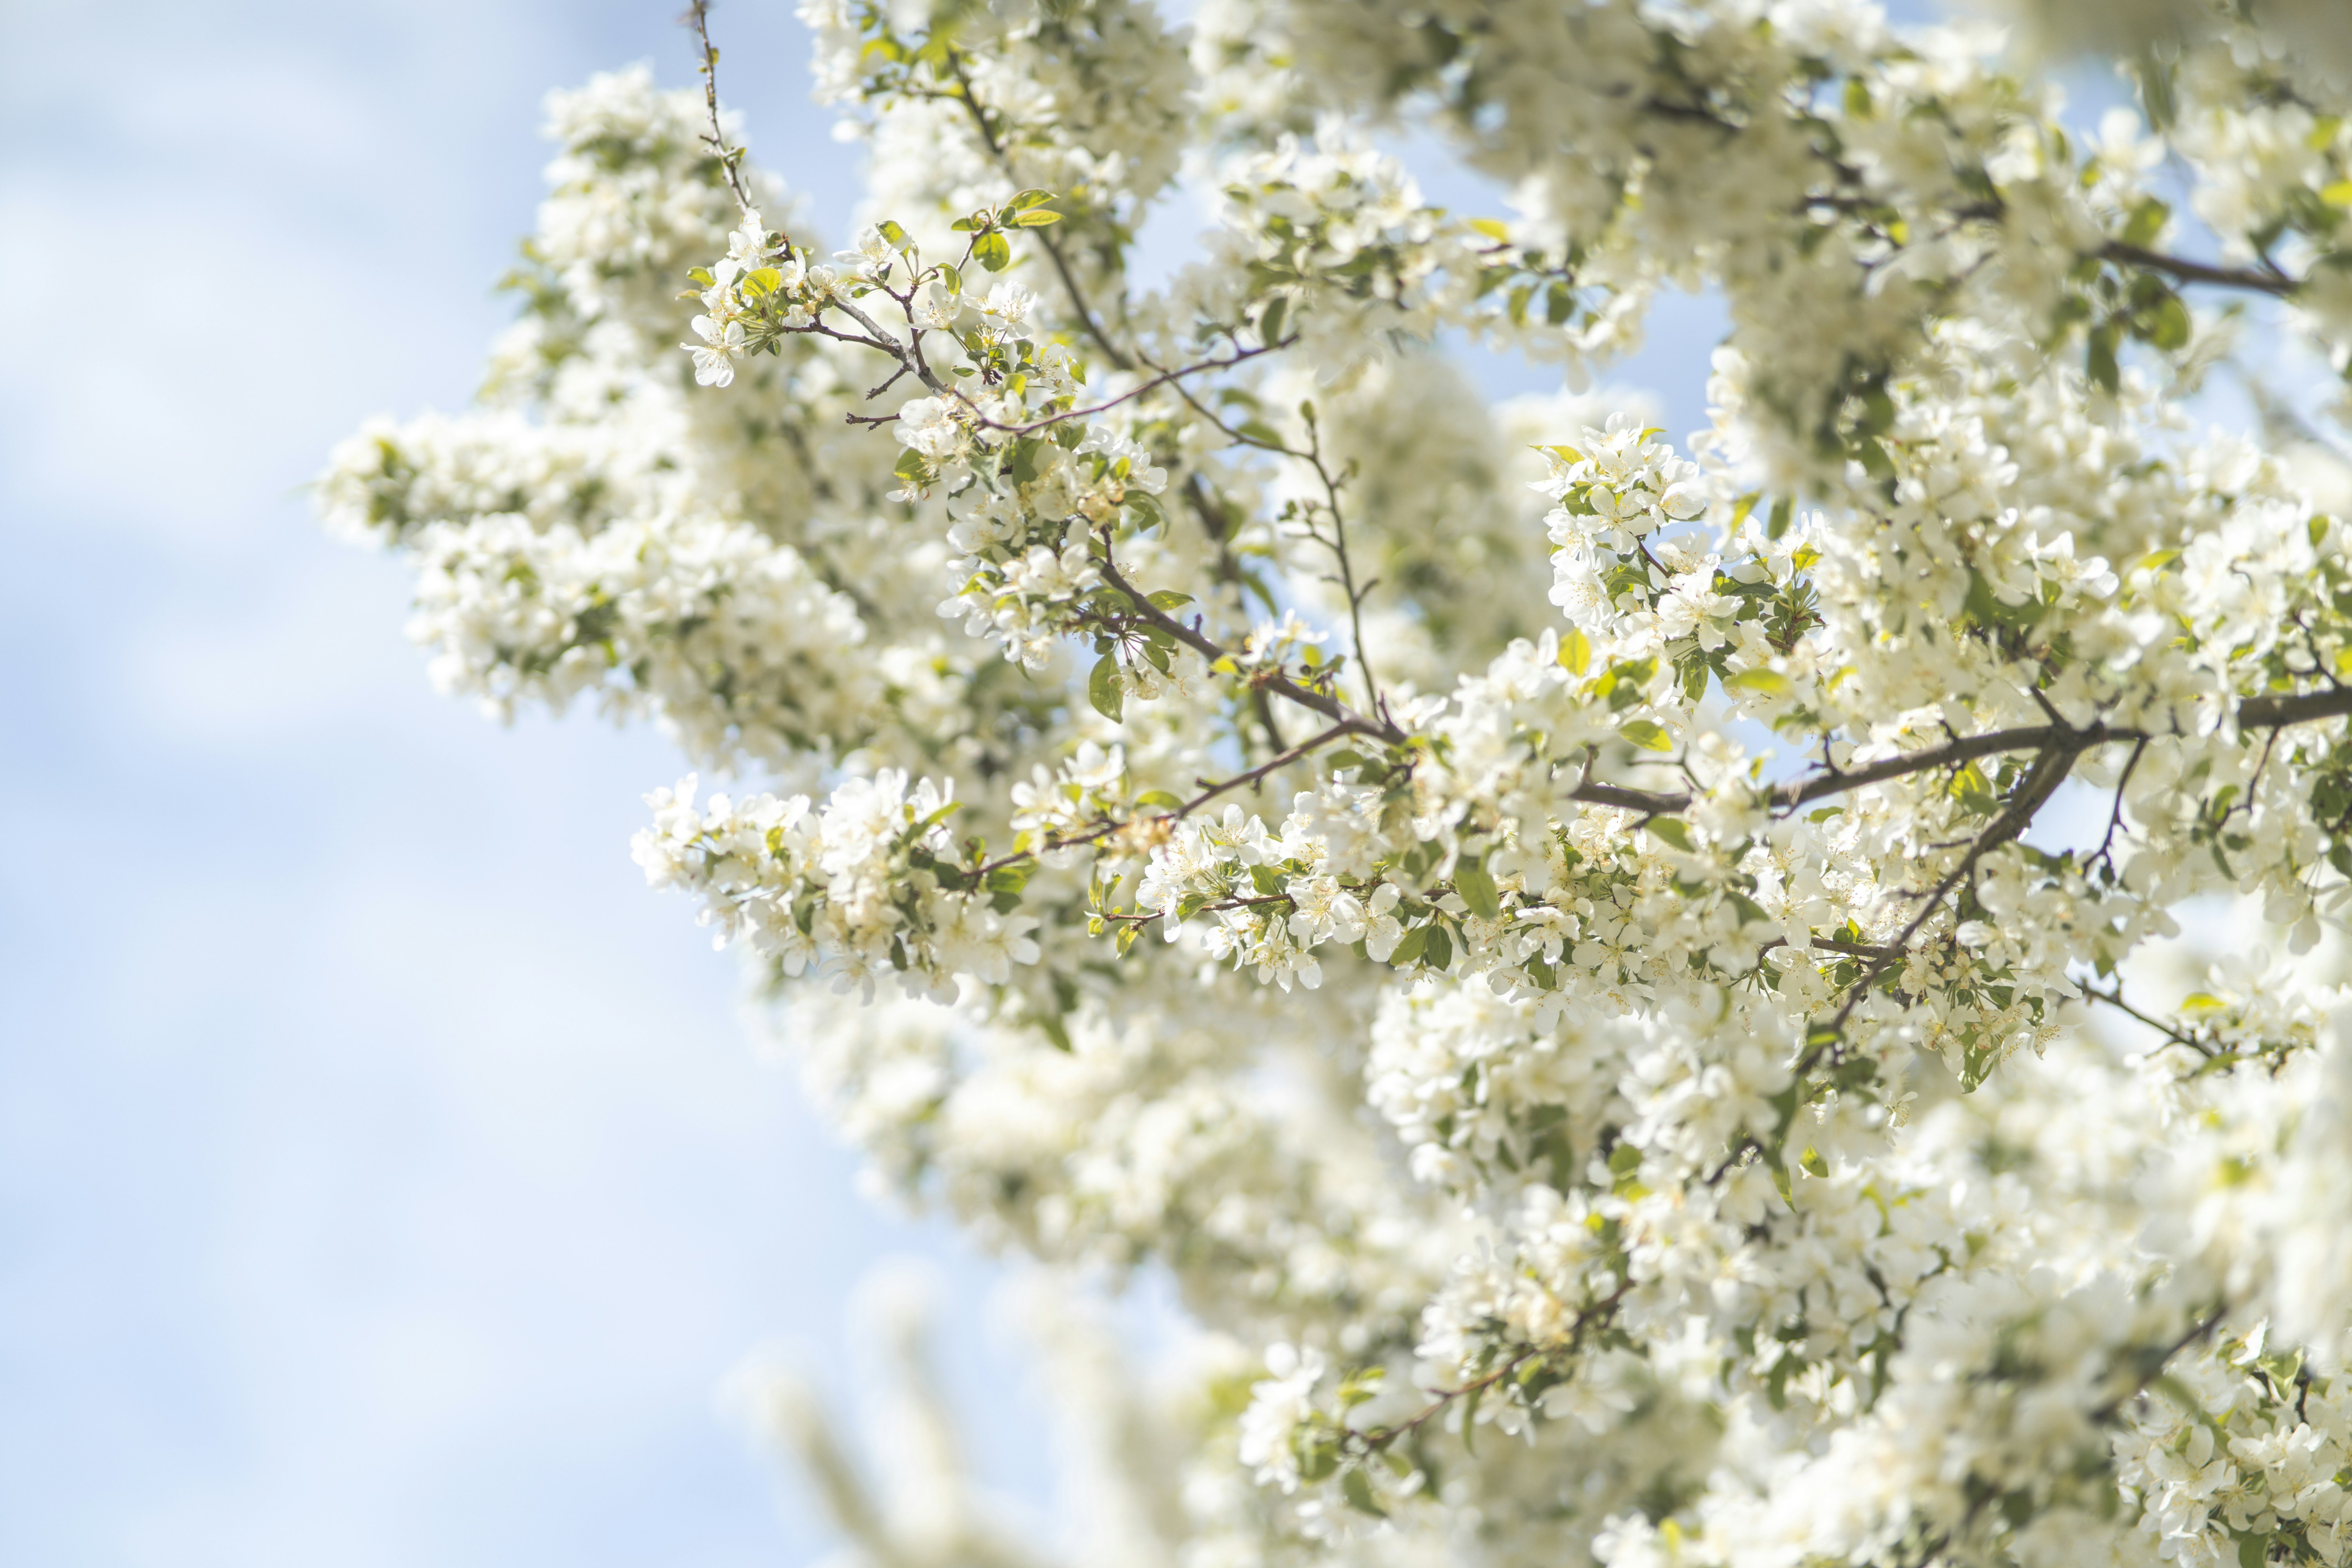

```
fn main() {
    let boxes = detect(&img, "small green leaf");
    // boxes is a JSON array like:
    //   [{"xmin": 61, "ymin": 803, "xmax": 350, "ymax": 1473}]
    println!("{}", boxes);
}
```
[
  {"xmin": 1258, "ymin": 294, "xmax": 1288, "ymax": 345},
  {"xmin": 1387, "ymin": 925, "xmax": 1429, "ymax": 968},
  {"xmin": 1146, "ymin": 589, "xmax": 1195, "ymax": 612},
  {"xmin": 1088, "ymin": 654, "xmax": 1125, "ymax": 722},
  {"xmin": 938, "ymin": 262, "xmax": 962, "ymax": 295},
  {"xmin": 1011, "ymin": 207, "xmax": 1063, "ymax": 227},
  {"xmin": 2087, "ymin": 322, "xmax": 2122, "ymax": 395},
  {"xmin": 1454, "ymin": 862, "xmax": 1502, "ymax": 922},
  {"xmin": 2121, "ymin": 195, "xmax": 2171, "ymax": 248},
  {"xmin": 1422, "ymin": 923, "xmax": 1454, "ymax": 972},
  {"xmin": 1949, "ymin": 760, "xmax": 1998, "ymax": 815},
  {"xmin": 1559, "ymin": 626, "xmax": 1592, "ymax": 674},
  {"xmin": 2142, "ymin": 292, "xmax": 2192, "ymax": 352},
  {"xmin": 1133, "ymin": 789, "xmax": 1183, "ymax": 810},
  {"xmin": 1646, "ymin": 818, "xmax": 1694, "ymax": 853},
  {"xmin": 743, "ymin": 266, "xmax": 783, "ymax": 297},
  {"xmin": 1005, "ymin": 189, "xmax": 1058, "ymax": 212},
  {"xmin": 1724, "ymin": 667, "xmax": 1793, "ymax": 698},
  {"xmin": 878, "ymin": 219, "xmax": 909, "ymax": 249},
  {"xmin": 892, "ymin": 448, "xmax": 930, "ymax": 483},
  {"xmin": 973, "ymin": 230, "xmax": 1012, "ymax": 272},
  {"xmin": 1620, "ymin": 719, "xmax": 1673, "ymax": 752},
  {"xmin": 1341, "ymin": 1469, "xmax": 1387, "ymax": 1519}
]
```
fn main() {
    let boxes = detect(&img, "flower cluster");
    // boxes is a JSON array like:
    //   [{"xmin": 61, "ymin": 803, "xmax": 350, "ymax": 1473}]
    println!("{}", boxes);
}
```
[
  {"xmin": 324, "ymin": 8, "xmax": 2352, "ymax": 1568},
  {"xmin": 632, "ymin": 771, "xmax": 1040, "ymax": 1001}
]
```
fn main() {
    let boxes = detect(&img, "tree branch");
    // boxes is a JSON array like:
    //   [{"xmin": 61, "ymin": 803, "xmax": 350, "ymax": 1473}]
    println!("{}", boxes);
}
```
[
  {"xmin": 2100, "ymin": 241, "xmax": 2298, "ymax": 297},
  {"xmin": 1093, "ymin": 554, "xmax": 1401, "ymax": 745},
  {"xmin": 683, "ymin": 1, "xmax": 758, "ymax": 215},
  {"xmin": 971, "ymin": 340, "xmax": 1291, "ymax": 437}
]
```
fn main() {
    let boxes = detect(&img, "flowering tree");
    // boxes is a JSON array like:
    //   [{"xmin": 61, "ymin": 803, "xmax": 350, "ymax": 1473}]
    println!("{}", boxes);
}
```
[{"xmin": 321, "ymin": 2, "xmax": 2352, "ymax": 1564}]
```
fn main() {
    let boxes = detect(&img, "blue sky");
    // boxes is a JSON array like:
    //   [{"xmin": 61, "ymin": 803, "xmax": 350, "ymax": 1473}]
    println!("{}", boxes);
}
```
[{"xmin": 0, "ymin": 4, "xmax": 1056, "ymax": 1563}]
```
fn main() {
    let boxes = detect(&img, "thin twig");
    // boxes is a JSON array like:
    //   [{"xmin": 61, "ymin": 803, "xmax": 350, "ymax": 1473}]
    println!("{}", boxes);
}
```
[
  {"xmin": 972, "ymin": 339, "xmax": 1292, "ymax": 437},
  {"xmin": 971, "ymin": 721, "xmax": 1355, "ymax": 877},
  {"xmin": 2081, "ymin": 981, "xmax": 2217, "ymax": 1060},
  {"xmin": 940, "ymin": 49, "xmax": 1134, "ymax": 371},
  {"xmin": 1094, "ymin": 553, "xmax": 1401, "ymax": 746},
  {"xmin": 1818, "ymin": 743, "xmax": 2078, "ymax": 1045},
  {"xmin": 683, "ymin": 2, "xmax": 757, "ymax": 214}
]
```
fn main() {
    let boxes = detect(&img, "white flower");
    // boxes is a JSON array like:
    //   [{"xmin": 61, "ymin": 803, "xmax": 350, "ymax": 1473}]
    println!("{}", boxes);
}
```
[
  {"xmin": 978, "ymin": 280, "xmax": 1035, "ymax": 325},
  {"xmin": 683, "ymin": 314, "xmax": 746, "ymax": 387}
]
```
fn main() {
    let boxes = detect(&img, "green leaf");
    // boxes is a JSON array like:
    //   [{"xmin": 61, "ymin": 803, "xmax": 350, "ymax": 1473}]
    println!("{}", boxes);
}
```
[
  {"xmin": 1233, "ymin": 419, "xmax": 1286, "ymax": 447},
  {"xmin": 1258, "ymin": 294, "xmax": 1288, "ymax": 345},
  {"xmin": 1620, "ymin": 719, "xmax": 1673, "ymax": 752},
  {"xmin": 1454, "ymin": 862, "xmax": 1502, "ymax": 921},
  {"xmin": 1468, "ymin": 217, "xmax": 1512, "ymax": 242},
  {"xmin": 1341, "ymin": 1469, "xmax": 1387, "ymax": 1519},
  {"xmin": 878, "ymin": 219, "xmax": 909, "ymax": 249},
  {"xmin": 1011, "ymin": 207, "xmax": 1063, "ymax": 227},
  {"xmin": 2142, "ymin": 292, "xmax": 2192, "ymax": 352},
  {"xmin": 1005, "ymin": 437, "xmax": 1046, "ymax": 485},
  {"xmin": 2087, "ymin": 321, "xmax": 2122, "ymax": 395},
  {"xmin": 1422, "ymin": 923, "xmax": 1454, "ymax": 972},
  {"xmin": 2121, "ymin": 195, "xmax": 2171, "ymax": 248},
  {"xmin": 1088, "ymin": 654, "xmax": 1125, "ymax": 722},
  {"xmin": 1387, "ymin": 925, "xmax": 1429, "ymax": 968},
  {"xmin": 1724, "ymin": 667, "xmax": 1793, "ymax": 698},
  {"xmin": 743, "ymin": 266, "xmax": 783, "ymax": 298},
  {"xmin": 1646, "ymin": 818, "xmax": 1694, "ymax": 853},
  {"xmin": 1146, "ymin": 589, "xmax": 1195, "ymax": 612},
  {"xmin": 973, "ymin": 231, "xmax": 1012, "ymax": 272},
  {"xmin": 1949, "ymin": 760, "xmax": 1998, "ymax": 815},
  {"xmin": 938, "ymin": 262, "xmax": 962, "ymax": 295},
  {"xmin": 1133, "ymin": 789, "xmax": 1183, "ymax": 810},
  {"xmin": 892, "ymin": 448, "xmax": 930, "ymax": 483},
  {"xmin": 1559, "ymin": 626, "xmax": 1592, "ymax": 674},
  {"xmin": 1004, "ymin": 188, "xmax": 1058, "ymax": 212}
]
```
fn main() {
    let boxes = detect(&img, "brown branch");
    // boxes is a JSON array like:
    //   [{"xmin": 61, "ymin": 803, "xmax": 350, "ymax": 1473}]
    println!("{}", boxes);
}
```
[
  {"xmin": 2081, "ymin": 981, "xmax": 2217, "ymax": 1060},
  {"xmin": 1819, "ymin": 742, "xmax": 2079, "ymax": 1043},
  {"xmin": 940, "ymin": 49, "xmax": 1134, "ymax": 372},
  {"xmin": 2100, "ymin": 241, "xmax": 2297, "ymax": 297},
  {"xmin": 682, "ymin": 2, "xmax": 758, "ymax": 215},
  {"xmin": 1353, "ymin": 1283, "xmax": 1632, "ymax": 1454},
  {"xmin": 1094, "ymin": 554, "xmax": 1401, "ymax": 745},
  {"xmin": 973, "ymin": 721, "xmax": 1356, "ymax": 877},
  {"xmin": 1585, "ymin": 686, "xmax": 2352, "ymax": 821},
  {"xmin": 972, "ymin": 339, "xmax": 1291, "ymax": 437}
]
